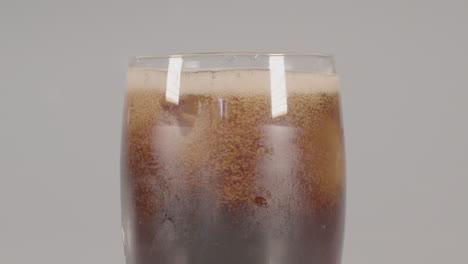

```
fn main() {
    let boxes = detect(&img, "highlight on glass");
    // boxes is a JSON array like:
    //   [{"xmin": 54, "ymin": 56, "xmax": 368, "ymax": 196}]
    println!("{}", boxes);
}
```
[{"xmin": 121, "ymin": 53, "xmax": 345, "ymax": 264}]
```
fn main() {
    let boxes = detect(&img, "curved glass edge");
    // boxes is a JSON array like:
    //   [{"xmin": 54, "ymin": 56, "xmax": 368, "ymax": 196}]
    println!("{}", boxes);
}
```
[{"xmin": 128, "ymin": 52, "xmax": 336, "ymax": 74}]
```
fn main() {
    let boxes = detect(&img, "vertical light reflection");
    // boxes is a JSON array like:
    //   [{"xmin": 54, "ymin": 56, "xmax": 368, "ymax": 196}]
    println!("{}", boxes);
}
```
[
  {"xmin": 269, "ymin": 56, "xmax": 288, "ymax": 118},
  {"xmin": 166, "ymin": 57, "xmax": 183, "ymax": 104},
  {"xmin": 218, "ymin": 98, "xmax": 224, "ymax": 118}
]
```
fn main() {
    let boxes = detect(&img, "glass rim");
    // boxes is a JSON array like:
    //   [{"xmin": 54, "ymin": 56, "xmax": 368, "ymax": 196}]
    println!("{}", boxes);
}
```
[
  {"xmin": 133, "ymin": 52, "xmax": 334, "ymax": 60},
  {"xmin": 130, "ymin": 52, "xmax": 337, "ymax": 74}
]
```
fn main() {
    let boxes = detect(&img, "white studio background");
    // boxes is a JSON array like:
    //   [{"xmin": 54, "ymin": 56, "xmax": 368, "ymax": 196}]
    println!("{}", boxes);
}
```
[{"xmin": 1, "ymin": 1, "xmax": 467, "ymax": 263}]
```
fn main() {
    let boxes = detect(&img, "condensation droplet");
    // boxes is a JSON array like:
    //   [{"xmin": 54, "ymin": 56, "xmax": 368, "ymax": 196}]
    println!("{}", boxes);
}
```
[
  {"xmin": 253, "ymin": 196, "xmax": 269, "ymax": 207},
  {"xmin": 158, "ymin": 217, "xmax": 176, "ymax": 241}
]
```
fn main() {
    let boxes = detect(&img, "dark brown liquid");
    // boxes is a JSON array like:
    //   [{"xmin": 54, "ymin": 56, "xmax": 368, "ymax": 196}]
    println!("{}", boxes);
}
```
[{"xmin": 122, "ymin": 70, "xmax": 345, "ymax": 264}]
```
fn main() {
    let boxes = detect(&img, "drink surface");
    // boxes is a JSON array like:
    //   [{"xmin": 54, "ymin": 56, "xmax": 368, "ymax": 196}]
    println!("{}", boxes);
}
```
[{"xmin": 122, "ymin": 68, "xmax": 345, "ymax": 264}]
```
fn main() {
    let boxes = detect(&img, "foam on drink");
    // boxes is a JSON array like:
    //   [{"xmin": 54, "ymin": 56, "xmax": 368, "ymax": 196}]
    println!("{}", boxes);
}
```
[{"xmin": 126, "ymin": 68, "xmax": 340, "ymax": 95}]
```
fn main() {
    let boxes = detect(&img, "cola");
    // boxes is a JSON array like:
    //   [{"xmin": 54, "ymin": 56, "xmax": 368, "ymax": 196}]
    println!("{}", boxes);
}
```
[{"xmin": 121, "ymin": 68, "xmax": 345, "ymax": 264}]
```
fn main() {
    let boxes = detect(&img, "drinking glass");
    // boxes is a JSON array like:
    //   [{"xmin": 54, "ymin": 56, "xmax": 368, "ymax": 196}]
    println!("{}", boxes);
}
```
[{"xmin": 121, "ymin": 53, "xmax": 345, "ymax": 264}]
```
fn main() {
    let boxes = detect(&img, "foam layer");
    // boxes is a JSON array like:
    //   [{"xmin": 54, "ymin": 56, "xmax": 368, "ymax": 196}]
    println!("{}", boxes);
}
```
[{"xmin": 126, "ymin": 68, "xmax": 340, "ymax": 95}]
